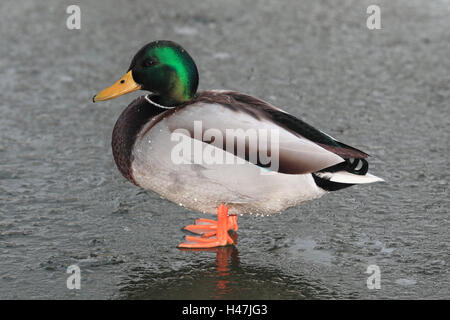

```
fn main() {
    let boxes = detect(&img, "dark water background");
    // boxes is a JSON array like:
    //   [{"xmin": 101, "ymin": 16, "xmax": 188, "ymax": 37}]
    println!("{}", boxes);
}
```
[{"xmin": 0, "ymin": 0, "xmax": 448, "ymax": 299}]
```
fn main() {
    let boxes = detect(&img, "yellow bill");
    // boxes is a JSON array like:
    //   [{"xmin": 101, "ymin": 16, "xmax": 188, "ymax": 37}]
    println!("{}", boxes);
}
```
[{"xmin": 93, "ymin": 70, "xmax": 142, "ymax": 102}]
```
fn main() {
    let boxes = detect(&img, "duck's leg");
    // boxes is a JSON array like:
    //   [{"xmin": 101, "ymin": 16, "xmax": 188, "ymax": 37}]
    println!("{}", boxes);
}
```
[
  {"xmin": 178, "ymin": 204, "xmax": 238, "ymax": 248},
  {"xmin": 183, "ymin": 206, "xmax": 238, "ymax": 237}
]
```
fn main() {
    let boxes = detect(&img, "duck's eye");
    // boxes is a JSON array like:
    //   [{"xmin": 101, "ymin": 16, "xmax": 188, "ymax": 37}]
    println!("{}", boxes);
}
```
[{"xmin": 143, "ymin": 58, "xmax": 156, "ymax": 67}]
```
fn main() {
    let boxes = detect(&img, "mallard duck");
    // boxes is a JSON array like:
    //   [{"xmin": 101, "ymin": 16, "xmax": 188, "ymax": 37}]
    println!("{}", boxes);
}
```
[{"xmin": 93, "ymin": 40, "xmax": 383, "ymax": 248}]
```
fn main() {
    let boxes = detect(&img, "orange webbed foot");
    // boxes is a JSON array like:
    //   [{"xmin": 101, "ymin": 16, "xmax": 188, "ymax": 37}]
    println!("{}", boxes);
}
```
[
  {"xmin": 178, "ymin": 204, "xmax": 238, "ymax": 248},
  {"xmin": 184, "ymin": 215, "xmax": 238, "ymax": 237}
]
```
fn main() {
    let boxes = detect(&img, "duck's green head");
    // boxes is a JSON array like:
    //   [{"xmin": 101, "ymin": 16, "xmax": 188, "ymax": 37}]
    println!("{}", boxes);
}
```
[{"xmin": 93, "ymin": 40, "xmax": 199, "ymax": 106}]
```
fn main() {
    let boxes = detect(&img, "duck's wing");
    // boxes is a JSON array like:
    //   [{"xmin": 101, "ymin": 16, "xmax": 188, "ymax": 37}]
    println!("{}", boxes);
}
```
[
  {"xmin": 205, "ymin": 91, "xmax": 369, "ymax": 159},
  {"xmin": 161, "ymin": 90, "xmax": 370, "ymax": 175}
]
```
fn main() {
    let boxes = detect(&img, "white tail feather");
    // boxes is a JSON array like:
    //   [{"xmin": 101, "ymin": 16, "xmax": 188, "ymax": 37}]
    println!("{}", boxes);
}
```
[{"xmin": 316, "ymin": 171, "xmax": 384, "ymax": 184}]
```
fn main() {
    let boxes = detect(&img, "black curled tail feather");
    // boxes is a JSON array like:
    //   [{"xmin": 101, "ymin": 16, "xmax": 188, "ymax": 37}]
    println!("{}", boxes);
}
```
[
  {"xmin": 312, "ymin": 158, "xmax": 369, "ymax": 191},
  {"xmin": 318, "ymin": 158, "xmax": 369, "ymax": 175}
]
